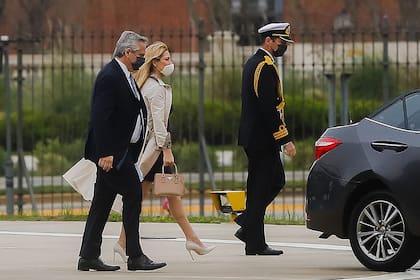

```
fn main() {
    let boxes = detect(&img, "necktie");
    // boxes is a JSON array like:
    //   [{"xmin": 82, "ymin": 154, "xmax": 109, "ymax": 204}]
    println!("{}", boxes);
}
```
[
  {"xmin": 128, "ymin": 74, "xmax": 144, "ymax": 144},
  {"xmin": 129, "ymin": 74, "xmax": 140, "ymax": 100}
]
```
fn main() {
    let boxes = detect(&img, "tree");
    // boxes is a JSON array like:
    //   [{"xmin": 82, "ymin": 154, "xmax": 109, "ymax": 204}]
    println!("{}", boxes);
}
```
[
  {"xmin": 205, "ymin": 0, "xmax": 232, "ymax": 31},
  {"xmin": 344, "ymin": 0, "xmax": 380, "ymax": 31},
  {"xmin": 0, "ymin": 0, "xmax": 6, "ymax": 24},
  {"xmin": 399, "ymin": 0, "xmax": 420, "ymax": 31},
  {"xmin": 18, "ymin": 0, "xmax": 52, "ymax": 38}
]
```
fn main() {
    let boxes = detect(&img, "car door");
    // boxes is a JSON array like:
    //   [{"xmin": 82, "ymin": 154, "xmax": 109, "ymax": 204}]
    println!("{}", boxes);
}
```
[{"xmin": 358, "ymin": 91, "xmax": 420, "ymax": 235}]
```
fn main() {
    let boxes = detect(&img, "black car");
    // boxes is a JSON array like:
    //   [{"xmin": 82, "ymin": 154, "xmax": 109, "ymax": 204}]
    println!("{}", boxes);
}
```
[{"xmin": 306, "ymin": 89, "xmax": 420, "ymax": 272}]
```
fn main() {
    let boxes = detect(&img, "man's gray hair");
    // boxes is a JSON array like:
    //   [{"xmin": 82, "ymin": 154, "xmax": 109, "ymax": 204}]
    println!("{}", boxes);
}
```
[{"xmin": 112, "ymin": 31, "xmax": 148, "ymax": 58}]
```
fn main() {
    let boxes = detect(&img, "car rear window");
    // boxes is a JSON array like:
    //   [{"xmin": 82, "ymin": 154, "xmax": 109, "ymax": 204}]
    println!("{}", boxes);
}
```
[
  {"xmin": 405, "ymin": 93, "xmax": 420, "ymax": 130},
  {"xmin": 371, "ymin": 99, "xmax": 404, "ymax": 129}
]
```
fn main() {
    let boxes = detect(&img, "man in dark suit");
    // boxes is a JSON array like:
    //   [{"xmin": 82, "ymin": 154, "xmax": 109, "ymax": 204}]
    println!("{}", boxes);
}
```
[
  {"xmin": 236, "ymin": 23, "xmax": 297, "ymax": 255},
  {"xmin": 78, "ymin": 31, "xmax": 166, "ymax": 271}
]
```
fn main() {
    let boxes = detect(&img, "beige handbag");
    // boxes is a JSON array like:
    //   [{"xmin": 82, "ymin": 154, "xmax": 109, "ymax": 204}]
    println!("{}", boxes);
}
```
[{"xmin": 153, "ymin": 164, "xmax": 185, "ymax": 196}]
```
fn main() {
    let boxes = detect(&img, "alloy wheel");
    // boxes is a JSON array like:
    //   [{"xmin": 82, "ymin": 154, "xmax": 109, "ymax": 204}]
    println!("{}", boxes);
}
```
[{"xmin": 356, "ymin": 199, "xmax": 405, "ymax": 262}]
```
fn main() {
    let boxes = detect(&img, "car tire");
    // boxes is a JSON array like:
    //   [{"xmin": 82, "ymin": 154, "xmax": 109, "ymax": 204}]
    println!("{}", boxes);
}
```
[{"xmin": 349, "ymin": 190, "xmax": 419, "ymax": 272}]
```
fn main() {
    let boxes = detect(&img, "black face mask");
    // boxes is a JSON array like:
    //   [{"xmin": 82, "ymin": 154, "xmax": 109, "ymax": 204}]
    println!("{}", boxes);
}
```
[
  {"xmin": 132, "ymin": 56, "xmax": 145, "ymax": 70},
  {"xmin": 273, "ymin": 45, "xmax": 287, "ymax": 57}
]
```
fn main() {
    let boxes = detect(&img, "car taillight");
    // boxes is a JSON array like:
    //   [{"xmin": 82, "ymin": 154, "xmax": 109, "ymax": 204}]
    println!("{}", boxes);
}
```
[{"xmin": 314, "ymin": 137, "xmax": 342, "ymax": 159}]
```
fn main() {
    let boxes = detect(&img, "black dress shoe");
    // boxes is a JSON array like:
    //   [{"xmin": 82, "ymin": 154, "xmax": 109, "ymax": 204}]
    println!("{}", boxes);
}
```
[
  {"xmin": 127, "ymin": 254, "xmax": 167, "ymax": 271},
  {"xmin": 234, "ymin": 228, "xmax": 246, "ymax": 242},
  {"xmin": 77, "ymin": 257, "xmax": 120, "ymax": 271},
  {"xmin": 234, "ymin": 213, "xmax": 244, "ymax": 226},
  {"xmin": 246, "ymin": 246, "xmax": 284, "ymax": 256}
]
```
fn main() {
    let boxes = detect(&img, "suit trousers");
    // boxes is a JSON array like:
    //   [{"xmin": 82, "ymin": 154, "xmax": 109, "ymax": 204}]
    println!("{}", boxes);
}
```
[
  {"xmin": 240, "ymin": 147, "xmax": 285, "ymax": 252},
  {"xmin": 79, "ymin": 147, "xmax": 143, "ymax": 259}
]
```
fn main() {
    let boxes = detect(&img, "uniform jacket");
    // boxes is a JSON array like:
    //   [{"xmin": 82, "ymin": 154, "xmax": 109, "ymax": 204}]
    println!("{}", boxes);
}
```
[
  {"xmin": 84, "ymin": 58, "xmax": 147, "ymax": 169},
  {"xmin": 238, "ymin": 48, "xmax": 291, "ymax": 152},
  {"xmin": 137, "ymin": 75, "xmax": 172, "ymax": 176}
]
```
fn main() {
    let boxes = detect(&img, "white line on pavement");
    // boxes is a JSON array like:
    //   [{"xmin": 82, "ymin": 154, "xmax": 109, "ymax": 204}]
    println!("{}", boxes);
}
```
[
  {"xmin": 339, "ymin": 270, "xmax": 420, "ymax": 280},
  {"xmin": 1, "ymin": 230, "xmax": 420, "ymax": 280},
  {"xmin": 0, "ymin": 230, "xmax": 350, "ymax": 251}
]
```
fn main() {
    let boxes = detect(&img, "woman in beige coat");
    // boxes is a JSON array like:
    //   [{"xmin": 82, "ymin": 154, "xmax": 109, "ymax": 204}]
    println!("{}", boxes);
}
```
[{"xmin": 113, "ymin": 41, "xmax": 215, "ymax": 262}]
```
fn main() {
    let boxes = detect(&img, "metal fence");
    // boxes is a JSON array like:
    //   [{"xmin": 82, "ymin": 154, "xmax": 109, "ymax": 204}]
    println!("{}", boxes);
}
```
[{"xmin": 1, "ymin": 18, "xmax": 419, "ymax": 219}]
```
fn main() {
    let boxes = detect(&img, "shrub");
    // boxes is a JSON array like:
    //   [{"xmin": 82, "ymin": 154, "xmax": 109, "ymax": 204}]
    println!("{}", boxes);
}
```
[
  {"xmin": 171, "ymin": 98, "xmax": 241, "ymax": 145},
  {"xmin": 60, "ymin": 138, "xmax": 85, "ymax": 163},
  {"xmin": 36, "ymin": 152, "xmax": 70, "ymax": 176},
  {"xmin": 171, "ymin": 142, "xmax": 218, "ymax": 172},
  {"xmin": 33, "ymin": 138, "xmax": 72, "ymax": 175},
  {"xmin": 0, "ymin": 146, "xmax": 6, "ymax": 176},
  {"xmin": 284, "ymin": 138, "xmax": 316, "ymax": 170},
  {"xmin": 230, "ymin": 145, "xmax": 248, "ymax": 171},
  {"xmin": 348, "ymin": 61, "xmax": 397, "ymax": 100}
]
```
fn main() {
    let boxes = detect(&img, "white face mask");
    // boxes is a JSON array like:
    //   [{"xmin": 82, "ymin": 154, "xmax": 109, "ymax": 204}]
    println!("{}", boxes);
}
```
[{"xmin": 160, "ymin": 63, "xmax": 174, "ymax": 76}]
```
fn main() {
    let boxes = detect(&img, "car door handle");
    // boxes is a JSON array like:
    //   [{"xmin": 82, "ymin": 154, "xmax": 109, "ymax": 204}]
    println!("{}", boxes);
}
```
[{"xmin": 371, "ymin": 141, "xmax": 408, "ymax": 152}]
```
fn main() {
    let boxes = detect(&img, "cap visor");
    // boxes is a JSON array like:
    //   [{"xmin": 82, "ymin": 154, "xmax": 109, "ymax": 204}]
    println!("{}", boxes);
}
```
[{"xmin": 280, "ymin": 36, "xmax": 294, "ymax": 43}]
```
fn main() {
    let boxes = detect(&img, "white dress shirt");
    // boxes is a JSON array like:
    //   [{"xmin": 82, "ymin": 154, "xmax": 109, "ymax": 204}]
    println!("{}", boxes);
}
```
[{"xmin": 114, "ymin": 57, "xmax": 143, "ymax": 143}]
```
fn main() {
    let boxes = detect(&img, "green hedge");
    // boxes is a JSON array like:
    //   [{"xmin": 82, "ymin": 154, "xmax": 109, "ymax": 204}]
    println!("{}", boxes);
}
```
[
  {"xmin": 1, "ymin": 57, "xmax": 417, "ymax": 175},
  {"xmin": 0, "ymin": 146, "xmax": 6, "ymax": 176},
  {"xmin": 0, "ymin": 60, "xmax": 410, "ymax": 150}
]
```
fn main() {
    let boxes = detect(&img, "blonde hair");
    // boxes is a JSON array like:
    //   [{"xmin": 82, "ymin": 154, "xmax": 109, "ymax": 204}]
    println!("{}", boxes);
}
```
[{"xmin": 132, "ymin": 41, "xmax": 169, "ymax": 88}]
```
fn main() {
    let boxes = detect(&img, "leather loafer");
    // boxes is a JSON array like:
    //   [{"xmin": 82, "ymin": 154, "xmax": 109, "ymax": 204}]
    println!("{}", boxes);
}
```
[
  {"xmin": 246, "ymin": 246, "xmax": 284, "ymax": 256},
  {"xmin": 77, "ymin": 257, "xmax": 120, "ymax": 271},
  {"xmin": 234, "ymin": 228, "xmax": 246, "ymax": 242},
  {"xmin": 234, "ymin": 214, "xmax": 244, "ymax": 226},
  {"xmin": 127, "ymin": 254, "xmax": 167, "ymax": 271}
]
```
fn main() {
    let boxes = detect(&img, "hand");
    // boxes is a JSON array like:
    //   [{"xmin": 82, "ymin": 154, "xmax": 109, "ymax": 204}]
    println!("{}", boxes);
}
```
[
  {"xmin": 98, "ymin": 155, "xmax": 113, "ymax": 172},
  {"xmin": 283, "ymin": 142, "xmax": 296, "ymax": 158},
  {"xmin": 162, "ymin": 148, "xmax": 175, "ymax": 166}
]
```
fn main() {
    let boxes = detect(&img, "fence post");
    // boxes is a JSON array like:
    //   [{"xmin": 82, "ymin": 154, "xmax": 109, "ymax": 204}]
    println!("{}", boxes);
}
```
[
  {"xmin": 325, "ymin": 73, "xmax": 336, "ymax": 127},
  {"xmin": 197, "ymin": 19, "xmax": 206, "ymax": 216},
  {"xmin": 1, "ymin": 35, "xmax": 14, "ymax": 215},
  {"xmin": 15, "ymin": 47, "xmax": 38, "ymax": 214},
  {"xmin": 340, "ymin": 73, "xmax": 351, "ymax": 125},
  {"xmin": 16, "ymin": 48, "xmax": 23, "ymax": 214},
  {"xmin": 381, "ymin": 15, "xmax": 389, "ymax": 102}
]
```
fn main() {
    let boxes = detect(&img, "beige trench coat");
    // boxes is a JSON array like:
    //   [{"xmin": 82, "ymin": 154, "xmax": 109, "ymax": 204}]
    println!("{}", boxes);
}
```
[{"xmin": 137, "ymin": 75, "xmax": 173, "ymax": 175}]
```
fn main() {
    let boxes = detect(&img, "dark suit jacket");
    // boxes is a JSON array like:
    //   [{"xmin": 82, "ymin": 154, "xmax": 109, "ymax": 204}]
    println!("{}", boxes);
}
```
[
  {"xmin": 84, "ymin": 59, "xmax": 147, "ymax": 169},
  {"xmin": 238, "ymin": 49, "xmax": 291, "ymax": 153}
]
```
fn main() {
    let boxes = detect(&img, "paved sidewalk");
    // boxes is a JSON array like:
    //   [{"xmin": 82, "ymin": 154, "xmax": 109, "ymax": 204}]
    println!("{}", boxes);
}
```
[{"xmin": 0, "ymin": 221, "xmax": 419, "ymax": 280}]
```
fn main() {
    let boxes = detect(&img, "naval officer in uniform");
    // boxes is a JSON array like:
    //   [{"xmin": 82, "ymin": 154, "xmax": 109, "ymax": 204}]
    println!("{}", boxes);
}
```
[{"xmin": 236, "ymin": 22, "xmax": 297, "ymax": 255}]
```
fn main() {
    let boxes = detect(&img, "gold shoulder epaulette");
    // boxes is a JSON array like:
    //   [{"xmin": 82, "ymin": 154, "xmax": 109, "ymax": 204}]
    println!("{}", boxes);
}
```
[
  {"xmin": 264, "ymin": 55, "xmax": 274, "ymax": 65},
  {"xmin": 253, "ymin": 56, "xmax": 274, "ymax": 96}
]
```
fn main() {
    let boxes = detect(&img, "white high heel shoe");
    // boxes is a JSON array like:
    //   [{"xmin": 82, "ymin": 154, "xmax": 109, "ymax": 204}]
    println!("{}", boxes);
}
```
[
  {"xmin": 185, "ymin": 240, "xmax": 216, "ymax": 261},
  {"xmin": 113, "ymin": 242, "xmax": 127, "ymax": 263}
]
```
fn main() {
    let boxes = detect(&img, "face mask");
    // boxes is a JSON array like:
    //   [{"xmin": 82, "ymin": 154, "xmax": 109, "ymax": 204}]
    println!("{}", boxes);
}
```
[
  {"xmin": 160, "ymin": 63, "xmax": 174, "ymax": 76},
  {"xmin": 273, "ymin": 45, "xmax": 287, "ymax": 57},
  {"xmin": 132, "ymin": 56, "xmax": 145, "ymax": 71}
]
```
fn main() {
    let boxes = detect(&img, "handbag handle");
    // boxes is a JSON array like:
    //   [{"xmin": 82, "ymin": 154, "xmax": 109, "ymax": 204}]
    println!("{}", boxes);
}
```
[{"xmin": 161, "ymin": 163, "xmax": 178, "ymax": 176}]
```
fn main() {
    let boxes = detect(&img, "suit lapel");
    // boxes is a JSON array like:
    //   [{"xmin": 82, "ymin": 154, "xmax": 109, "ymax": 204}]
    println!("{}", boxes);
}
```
[
  {"xmin": 110, "ymin": 59, "xmax": 138, "ymax": 101},
  {"xmin": 110, "ymin": 59, "xmax": 147, "ymax": 142}
]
